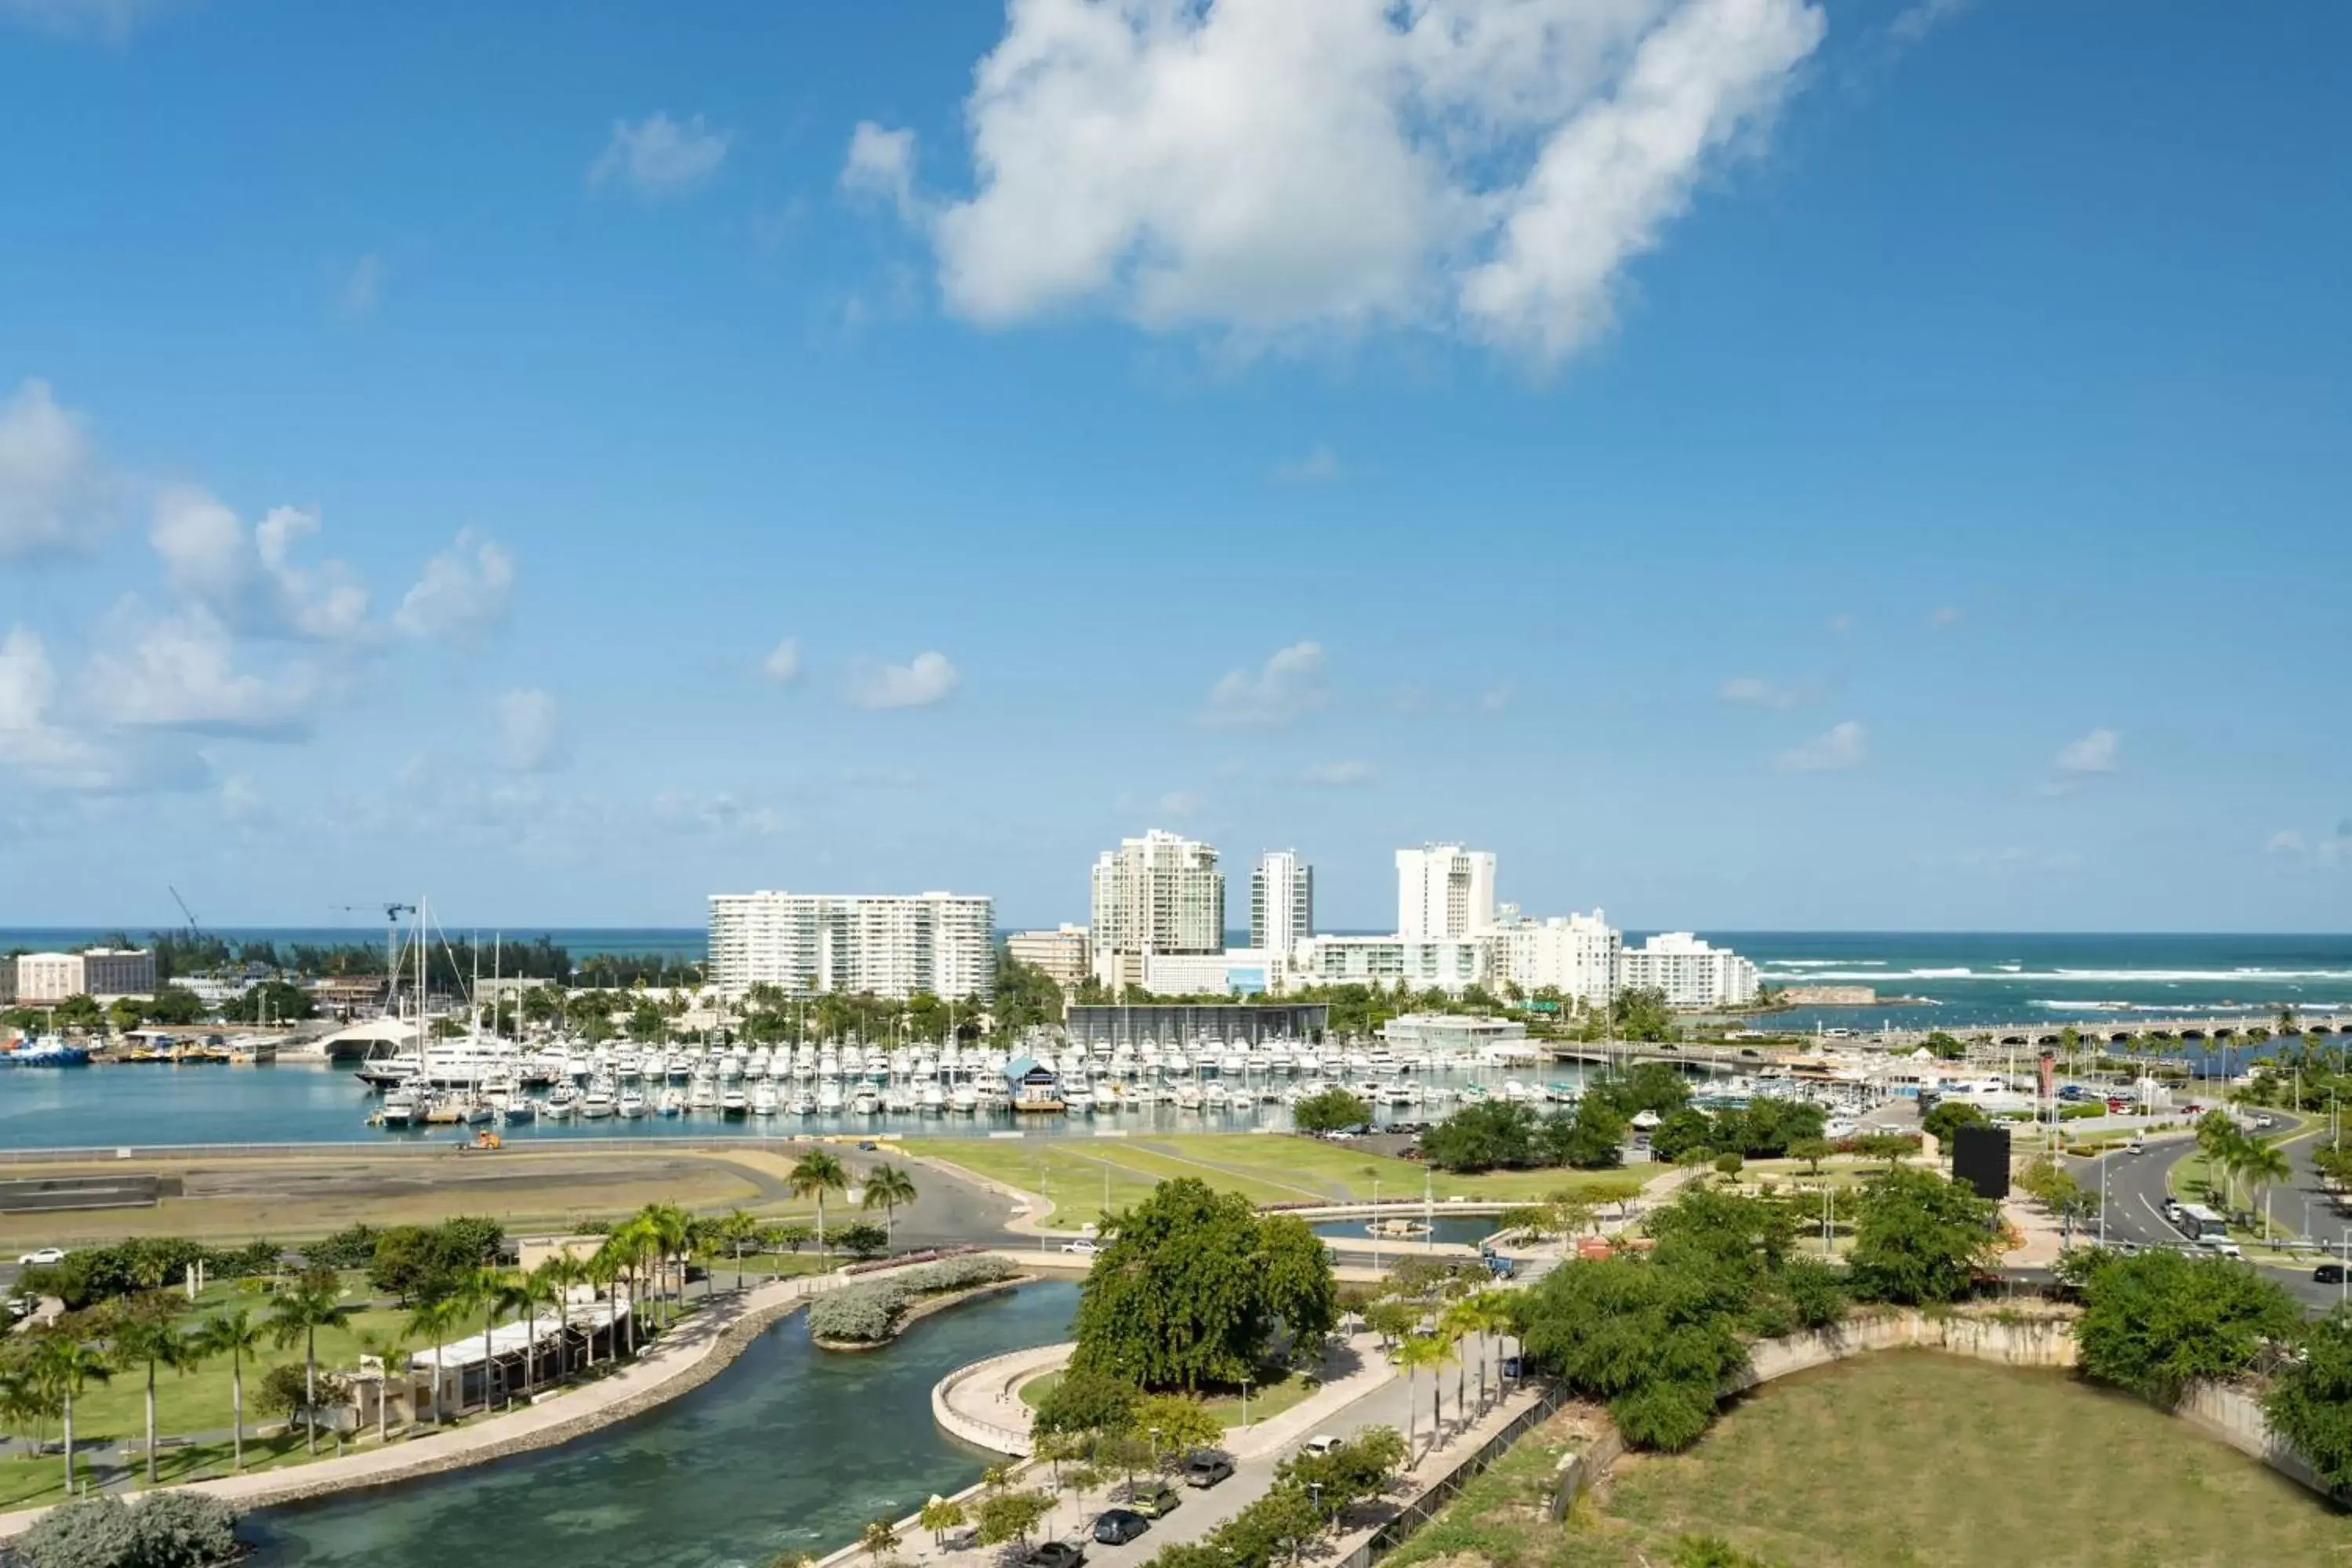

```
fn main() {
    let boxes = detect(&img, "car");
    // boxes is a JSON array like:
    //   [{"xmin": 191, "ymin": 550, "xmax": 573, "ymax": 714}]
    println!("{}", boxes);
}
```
[
  {"xmin": 2126, "ymin": 1139, "xmax": 2145, "ymax": 1156},
  {"xmin": 1024, "ymin": 1543, "xmax": 1086, "ymax": 1568},
  {"xmin": 2315, "ymin": 1264, "xmax": 2347, "ymax": 1284},
  {"xmin": 1182, "ymin": 1450, "xmax": 1236, "ymax": 1489},
  {"xmin": 1106, "ymin": 1480, "xmax": 1179, "ymax": 1519},
  {"xmin": 2162, "ymin": 1198, "xmax": 2183, "ymax": 1219},
  {"xmin": 14, "ymin": 1248, "xmax": 65, "ymax": 1267},
  {"xmin": 1301, "ymin": 1434, "xmax": 1345, "ymax": 1457},
  {"xmin": 1092, "ymin": 1510, "xmax": 1150, "ymax": 1546},
  {"xmin": 856, "ymin": 1139, "xmax": 879, "ymax": 1151},
  {"xmin": 2255, "ymin": 1115, "xmax": 2276, "ymax": 1131},
  {"xmin": 2205, "ymin": 1239, "xmax": 2245, "ymax": 1259},
  {"xmin": 1061, "ymin": 1238, "xmax": 1100, "ymax": 1256}
]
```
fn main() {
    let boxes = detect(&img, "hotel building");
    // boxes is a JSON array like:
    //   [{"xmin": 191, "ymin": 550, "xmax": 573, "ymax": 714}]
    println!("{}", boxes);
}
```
[{"xmin": 708, "ymin": 891, "xmax": 995, "ymax": 1001}]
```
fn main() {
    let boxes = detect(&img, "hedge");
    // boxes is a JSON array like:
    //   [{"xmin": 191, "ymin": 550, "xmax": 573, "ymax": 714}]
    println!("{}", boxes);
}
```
[{"xmin": 808, "ymin": 1254, "xmax": 1021, "ymax": 1343}]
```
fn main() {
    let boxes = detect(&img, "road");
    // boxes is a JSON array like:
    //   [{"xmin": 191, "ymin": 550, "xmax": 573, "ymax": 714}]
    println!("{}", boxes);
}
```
[
  {"xmin": 2072, "ymin": 1121, "xmax": 2349, "ymax": 1312},
  {"xmin": 1027, "ymin": 1334, "xmax": 1509, "ymax": 1568}
]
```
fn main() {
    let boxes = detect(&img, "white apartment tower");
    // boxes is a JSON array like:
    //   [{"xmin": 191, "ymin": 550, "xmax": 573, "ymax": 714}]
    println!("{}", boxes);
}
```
[
  {"xmin": 1248, "ymin": 851, "xmax": 1314, "ymax": 960},
  {"xmin": 1089, "ymin": 829, "xmax": 1225, "ymax": 990},
  {"xmin": 1395, "ymin": 844, "xmax": 1497, "ymax": 939},
  {"xmin": 708, "ymin": 891, "xmax": 995, "ymax": 1001}
]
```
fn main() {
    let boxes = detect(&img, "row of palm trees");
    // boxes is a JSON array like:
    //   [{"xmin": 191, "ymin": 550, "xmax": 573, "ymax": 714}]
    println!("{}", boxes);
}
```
[
  {"xmin": 1367, "ymin": 1286, "xmax": 1519, "ymax": 1461},
  {"xmin": 0, "ymin": 1163, "xmax": 926, "ymax": 1500},
  {"xmin": 2194, "ymin": 1110, "xmax": 2294, "ymax": 1239}
]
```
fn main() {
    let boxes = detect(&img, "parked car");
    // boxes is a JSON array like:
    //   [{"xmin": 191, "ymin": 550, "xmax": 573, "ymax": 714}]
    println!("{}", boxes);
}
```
[
  {"xmin": 2317, "ymin": 1263, "xmax": 2347, "ymax": 1285},
  {"xmin": 1025, "ymin": 1543, "xmax": 1086, "ymax": 1568},
  {"xmin": 1062, "ymin": 1238, "xmax": 1100, "ymax": 1256},
  {"xmin": 14, "ymin": 1248, "xmax": 64, "ymax": 1267},
  {"xmin": 1092, "ymin": 1510, "xmax": 1150, "ymax": 1546},
  {"xmin": 1182, "ymin": 1450, "xmax": 1236, "ymax": 1489},
  {"xmin": 1302, "ymin": 1434, "xmax": 1344, "ymax": 1457},
  {"xmin": 2255, "ymin": 1115, "xmax": 2276, "ymax": 1131},
  {"xmin": 1107, "ymin": 1479, "xmax": 1179, "ymax": 1519}
]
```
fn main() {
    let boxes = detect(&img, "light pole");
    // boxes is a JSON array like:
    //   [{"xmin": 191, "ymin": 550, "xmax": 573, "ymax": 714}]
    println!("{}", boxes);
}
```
[{"xmin": 1240, "ymin": 1375, "xmax": 1252, "ymax": 1430}]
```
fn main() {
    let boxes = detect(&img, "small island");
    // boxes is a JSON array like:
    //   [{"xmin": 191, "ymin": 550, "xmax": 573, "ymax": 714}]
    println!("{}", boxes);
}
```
[{"xmin": 808, "ymin": 1254, "xmax": 1027, "ymax": 1350}]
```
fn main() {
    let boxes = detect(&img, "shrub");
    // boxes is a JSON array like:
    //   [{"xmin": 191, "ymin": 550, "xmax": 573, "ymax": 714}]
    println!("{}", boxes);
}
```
[
  {"xmin": 808, "ymin": 1255, "xmax": 1020, "ymax": 1342},
  {"xmin": 19, "ymin": 1491, "xmax": 240, "ymax": 1568},
  {"xmin": 1291, "ymin": 1087, "xmax": 1373, "ymax": 1135},
  {"xmin": 2078, "ymin": 1249, "xmax": 2298, "ymax": 1402}
]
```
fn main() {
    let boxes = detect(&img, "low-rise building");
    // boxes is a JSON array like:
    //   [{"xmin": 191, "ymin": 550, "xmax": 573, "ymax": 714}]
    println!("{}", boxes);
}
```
[
  {"xmin": 1486, "ymin": 907, "xmax": 1618, "ymax": 1004},
  {"xmin": 1065, "ymin": 1002, "xmax": 1329, "ymax": 1049},
  {"xmin": 1004, "ymin": 925, "xmax": 1091, "ymax": 989},
  {"xmin": 1380, "ymin": 1012, "xmax": 1530, "ymax": 1057},
  {"xmin": 15, "ymin": 948, "xmax": 156, "ymax": 1003},
  {"xmin": 1290, "ymin": 935, "xmax": 1490, "ymax": 994},
  {"xmin": 1616, "ymin": 932, "xmax": 1759, "ymax": 1008},
  {"xmin": 1140, "ymin": 948, "xmax": 1273, "ymax": 996}
]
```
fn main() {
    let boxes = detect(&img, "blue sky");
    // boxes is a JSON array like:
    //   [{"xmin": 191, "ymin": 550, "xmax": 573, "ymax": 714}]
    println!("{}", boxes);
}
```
[{"xmin": 0, "ymin": 0, "xmax": 2346, "ymax": 935}]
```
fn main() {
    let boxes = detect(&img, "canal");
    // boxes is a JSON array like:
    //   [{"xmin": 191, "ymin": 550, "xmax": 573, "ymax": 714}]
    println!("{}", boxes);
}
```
[{"xmin": 245, "ymin": 1279, "xmax": 1079, "ymax": 1568}]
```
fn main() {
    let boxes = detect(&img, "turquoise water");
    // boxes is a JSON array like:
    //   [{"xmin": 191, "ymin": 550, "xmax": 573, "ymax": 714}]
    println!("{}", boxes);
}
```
[{"xmin": 245, "ymin": 1279, "xmax": 1079, "ymax": 1568}]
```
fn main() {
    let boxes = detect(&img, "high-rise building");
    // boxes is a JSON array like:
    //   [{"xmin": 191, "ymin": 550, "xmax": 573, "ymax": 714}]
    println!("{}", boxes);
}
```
[
  {"xmin": 1005, "ymin": 924, "xmax": 1092, "ymax": 989},
  {"xmin": 708, "ymin": 891, "xmax": 995, "ymax": 1000},
  {"xmin": 1487, "ymin": 909, "xmax": 1620, "ymax": 1004},
  {"xmin": 1248, "ymin": 850, "xmax": 1314, "ymax": 959},
  {"xmin": 1088, "ymin": 829, "xmax": 1225, "ymax": 991},
  {"xmin": 1395, "ymin": 844, "xmax": 1497, "ymax": 938}
]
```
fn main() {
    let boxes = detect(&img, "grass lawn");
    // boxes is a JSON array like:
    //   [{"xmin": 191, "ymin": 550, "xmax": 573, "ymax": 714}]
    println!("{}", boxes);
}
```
[
  {"xmin": 1016, "ymin": 1367, "xmax": 1323, "ymax": 1431},
  {"xmin": 1420, "ymin": 1351, "xmax": 2352, "ymax": 1568},
  {"xmin": 905, "ymin": 1134, "xmax": 1648, "ymax": 1229}
]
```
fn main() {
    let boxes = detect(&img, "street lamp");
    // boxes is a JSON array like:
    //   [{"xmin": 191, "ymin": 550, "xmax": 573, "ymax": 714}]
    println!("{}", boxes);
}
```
[
  {"xmin": 1149, "ymin": 1426, "xmax": 1162, "ymax": 1470},
  {"xmin": 1240, "ymin": 1375, "xmax": 1252, "ymax": 1429}
]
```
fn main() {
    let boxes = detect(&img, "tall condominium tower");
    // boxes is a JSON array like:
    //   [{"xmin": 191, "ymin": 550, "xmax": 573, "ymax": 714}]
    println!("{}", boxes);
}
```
[
  {"xmin": 1249, "ymin": 850, "xmax": 1315, "ymax": 958},
  {"xmin": 1089, "ymin": 829, "xmax": 1225, "ymax": 989},
  {"xmin": 1394, "ymin": 844, "xmax": 1497, "ymax": 938}
]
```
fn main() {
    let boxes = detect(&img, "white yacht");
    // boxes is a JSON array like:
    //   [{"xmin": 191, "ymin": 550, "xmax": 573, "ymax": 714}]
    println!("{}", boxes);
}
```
[
  {"xmin": 617, "ymin": 1089, "xmax": 647, "ymax": 1119},
  {"xmin": 720, "ymin": 1087, "xmax": 750, "ymax": 1116},
  {"xmin": 581, "ymin": 1083, "xmax": 616, "ymax": 1120},
  {"xmin": 818, "ymin": 1083, "xmax": 845, "ymax": 1114},
  {"xmin": 752, "ymin": 1081, "xmax": 780, "ymax": 1116}
]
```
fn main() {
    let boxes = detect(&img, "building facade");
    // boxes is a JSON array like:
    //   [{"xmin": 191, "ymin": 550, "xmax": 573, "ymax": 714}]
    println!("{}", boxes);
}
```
[
  {"xmin": 1291, "ymin": 934, "xmax": 1491, "ymax": 993},
  {"xmin": 1394, "ymin": 844, "xmax": 1497, "ymax": 939},
  {"xmin": 708, "ymin": 891, "xmax": 995, "ymax": 1000},
  {"xmin": 1488, "ymin": 909, "xmax": 1620, "ymax": 1004},
  {"xmin": 1065, "ymin": 1002, "xmax": 1329, "ymax": 1049},
  {"xmin": 14, "ymin": 949, "xmax": 156, "ymax": 1003},
  {"xmin": 1615, "ymin": 932, "xmax": 1759, "ymax": 1008},
  {"xmin": 1004, "ymin": 925, "xmax": 1092, "ymax": 989},
  {"xmin": 1088, "ymin": 829, "xmax": 1225, "ymax": 990},
  {"xmin": 1248, "ymin": 850, "xmax": 1314, "ymax": 960}
]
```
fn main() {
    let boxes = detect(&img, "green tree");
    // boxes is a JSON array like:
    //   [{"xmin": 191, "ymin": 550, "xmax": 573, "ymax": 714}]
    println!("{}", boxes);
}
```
[
  {"xmin": 1290, "ymin": 1087, "xmax": 1373, "ymax": 1136},
  {"xmin": 28, "ymin": 1330, "xmax": 111, "ymax": 1497},
  {"xmin": 833, "ymin": 1221, "xmax": 889, "ymax": 1261},
  {"xmin": 862, "ymin": 1163, "xmax": 920, "ymax": 1243},
  {"xmin": 918, "ymin": 1496, "xmax": 967, "ymax": 1549},
  {"xmin": 1420, "ymin": 1101, "xmax": 1544, "ymax": 1172},
  {"xmin": 1921, "ymin": 1032, "xmax": 1965, "ymax": 1061},
  {"xmin": 714, "ymin": 1209, "xmax": 762, "ymax": 1291},
  {"xmin": 1072, "ymin": 1179, "xmax": 1336, "ymax": 1392},
  {"xmin": 974, "ymin": 1490, "xmax": 1054, "ymax": 1547},
  {"xmin": 1845, "ymin": 1166, "xmax": 1998, "ymax": 1305},
  {"xmin": 405, "ymin": 1294, "xmax": 466, "ymax": 1422},
  {"xmin": 1131, "ymin": 1390, "xmax": 1223, "ymax": 1457},
  {"xmin": 1590, "ymin": 1062, "xmax": 1693, "ymax": 1119},
  {"xmin": 1031, "ymin": 1367, "xmax": 1138, "ymax": 1443},
  {"xmin": 1541, "ymin": 1098, "xmax": 1629, "ymax": 1169},
  {"xmin": 1788, "ymin": 1137, "xmax": 1831, "ymax": 1177},
  {"xmin": 110, "ymin": 1300, "xmax": 198, "ymax": 1485},
  {"xmin": 2076, "ymin": 1249, "xmax": 2299, "ymax": 1402},
  {"xmin": 2265, "ymin": 1308, "xmax": 2352, "ymax": 1490},
  {"xmin": 859, "ymin": 1516, "xmax": 902, "ymax": 1565},
  {"xmin": 1921, "ymin": 1099, "xmax": 1989, "ymax": 1152},
  {"xmin": 267, "ymin": 1267, "xmax": 358, "ymax": 1454},
  {"xmin": 789, "ymin": 1149, "xmax": 851, "ymax": 1262}
]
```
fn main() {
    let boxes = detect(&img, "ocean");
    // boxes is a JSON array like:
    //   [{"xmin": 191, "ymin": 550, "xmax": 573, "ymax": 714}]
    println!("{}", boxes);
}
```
[{"xmin": 5, "ymin": 927, "xmax": 2346, "ymax": 1033}]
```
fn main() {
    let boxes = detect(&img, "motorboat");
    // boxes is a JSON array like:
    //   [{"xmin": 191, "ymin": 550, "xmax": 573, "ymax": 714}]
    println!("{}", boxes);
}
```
[
  {"xmin": 618, "ymin": 1089, "xmax": 647, "ymax": 1119},
  {"xmin": 720, "ymin": 1087, "xmax": 750, "ymax": 1116},
  {"xmin": 752, "ymin": 1082, "xmax": 780, "ymax": 1116}
]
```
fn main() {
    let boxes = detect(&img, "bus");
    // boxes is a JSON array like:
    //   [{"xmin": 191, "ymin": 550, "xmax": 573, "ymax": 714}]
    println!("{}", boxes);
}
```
[{"xmin": 2175, "ymin": 1203, "xmax": 2227, "ymax": 1243}]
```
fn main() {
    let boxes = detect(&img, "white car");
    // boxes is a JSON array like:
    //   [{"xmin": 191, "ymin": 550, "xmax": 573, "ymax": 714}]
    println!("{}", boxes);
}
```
[
  {"xmin": 1302, "ymin": 1434, "xmax": 1344, "ymax": 1457},
  {"xmin": 15, "ymin": 1248, "xmax": 65, "ymax": 1267},
  {"xmin": 1061, "ymin": 1239, "xmax": 1100, "ymax": 1256}
]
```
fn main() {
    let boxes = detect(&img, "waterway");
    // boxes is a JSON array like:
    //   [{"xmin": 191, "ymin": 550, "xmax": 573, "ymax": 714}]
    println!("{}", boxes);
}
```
[{"xmin": 245, "ymin": 1279, "xmax": 1079, "ymax": 1568}]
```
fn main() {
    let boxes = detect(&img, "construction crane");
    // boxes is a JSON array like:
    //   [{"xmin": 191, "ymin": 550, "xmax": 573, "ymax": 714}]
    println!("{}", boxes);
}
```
[
  {"xmin": 168, "ymin": 886, "xmax": 202, "ymax": 939},
  {"xmin": 332, "ymin": 902, "xmax": 418, "ymax": 1000}
]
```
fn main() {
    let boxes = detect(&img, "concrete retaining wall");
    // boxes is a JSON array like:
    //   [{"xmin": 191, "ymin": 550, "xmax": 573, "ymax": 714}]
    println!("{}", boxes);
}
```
[{"xmin": 1729, "ymin": 1308, "xmax": 2079, "ymax": 1392}]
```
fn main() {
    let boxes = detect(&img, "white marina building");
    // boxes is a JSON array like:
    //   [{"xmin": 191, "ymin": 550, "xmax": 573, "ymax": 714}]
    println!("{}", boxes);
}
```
[{"xmin": 708, "ymin": 891, "xmax": 995, "ymax": 1001}]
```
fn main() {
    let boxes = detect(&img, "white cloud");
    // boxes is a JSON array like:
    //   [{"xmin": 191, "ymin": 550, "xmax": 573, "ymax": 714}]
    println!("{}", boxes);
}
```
[
  {"xmin": 1156, "ymin": 789, "xmax": 1203, "ymax": 818},
  {"xmin": 0, "ymin": 625, "xmax": 109, "ymax": 785},
  {"xmin": 1272, "ymin": 445, "xmax": 1341, "ymax": 483},
  {"xmin": 1202, "ymin": 641, "xmax": 1327, "ymax": 726},
  {"xmin": 1478, "ymin": 683, "xmax": 1513, "ymax": 714},
  {"xmin": 496, "ymin": 687, "xmax": 566, "ymax": 773},
  {"xmin": 2267, "ymin": 824, "xmax": 2350, "ymax": 869},
  {"xmin": 0, "ymin": 0, "xmax": 159, "ymax": 39},
  {"xmin": 394, "ymin": 528, "xmax": 515, "ymax": 642},
  {"xmin": 1720, "ymin": 674, "xmax": 1798, "ymax": 710},
  {"xmin": 341, "ymin": 254, "xmax": 381, "ymax": 318},
  {"xmin": 1889, "ymin": 0, "xmax": 1969, "ymax": 48},
  {"xmin": 149, "ymin": 488, "xmax": 373, "ymax": 642},
  {"xmin": 590, "ymin": 112, "xmax": 731, "ymax": 198},
  {"xmin": 2054, "ymin": 728, "xmax": 2119, "ymax": 775},
  {"xmin": 1777, "ymin": 719, "xmax": 1866, "ymax": 773},
  {"xmin": 848, "ymin": 651, "xmax": 960, "ymax": 710},
  {"xmin": 1299, "ymin": 760, "xmax": 1375, "ymax": 788},
  {"xmin": 885, "ymin": 0, "xmax": 1822, "ymax": 368},
  {"xmin": 761, "ymin": 637, "xmax": 803, "ymax": 684},
  {"xmin": 840, "ymin": 121, "xmax": 920, "ymax": 220},
  {"xmin": 1929, "ymin": 604, "xmax": 1963, "ymax": 628},
  {"xmin": 0, "ymin": 378, "xmax": 111, "ymax": 558},
  {"xmin": 83, "ymin": 605, "xmax": 318, "ymax": 738}
]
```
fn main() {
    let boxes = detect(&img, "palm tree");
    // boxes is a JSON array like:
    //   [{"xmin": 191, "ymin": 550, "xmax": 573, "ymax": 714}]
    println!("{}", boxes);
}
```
[
  {"xmin": 715, "ymin": 1210, "xmax": 761, "ymax": 1292},
  {"xmin": 31, "ymin": 1330, "xmax": 111, "ymax": 1496},
  {"xmin": 512, "ymin": 1264, "xmax": 564, "ymax": 1396},
  {"xmin": 457, "ymin": 1267, "xmax": 512, "ymax": 1411},
  {"xmin": 642, "ymin": 1203, "xmax": 694, "ymax": 1323},
  {"xmin": 111, "ymin": 1301, "xmax": 198, "ymax": 1484},
  {"xmin": 267, "ymin": 1270, "xmax": 358, "ymax": 1454},
  {"xmin": 593, "ymin": 1234, "xmax": 641, "ymax": 1357},
  {"xmin": 581, "ymin": 1247, "xmax": 622, "ymax": 1364},
  {"xmin": 789, "ymin": 1149, "xmax": 850, "ymax": 1263},
  {"xmin": 862, "ymin": 1164, "xmax": 919, "ymax": 1244},
  {"xmin": 198, "ymin": 1308, "xmax": 267, "ymax": 1472},
  {"xmin": 356, "ymin": 1328, "xmax": 412, "ymax": 1445},
  {"xmin": 2242, "ymin": 1140, "xmax": 2293, "ymax": 1241},
  {"xmin": 1437, "ymin": 1298, "xmax": 1489, "ymax": 1421},
  {"xmin": 1396, "ymin": 1331, "xmax": 1450, "ymax": 1462},
  {"xmin": 405, "ymin": 1295, "xmax": 465, "ymax": 1423}
]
